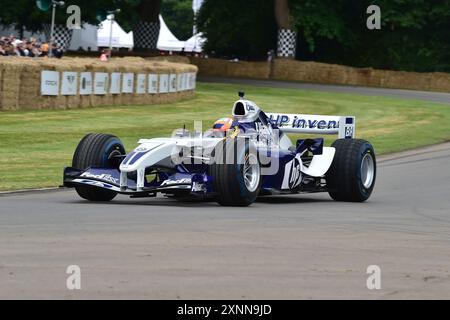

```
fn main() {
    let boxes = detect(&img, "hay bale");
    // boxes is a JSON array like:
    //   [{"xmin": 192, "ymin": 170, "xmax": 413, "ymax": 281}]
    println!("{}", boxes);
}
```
[
  {"xmin": 189, "ymin": 57, "xmax": 227, "ymax": 77},
  {"xmin": 189, "ymin": 57, "xmax": 269, "ymax": 79},
  {"xmin": 80, "ymin": 64, "xmax": 95, "ymax": 108},
  {"xmin": 270, "ymin": 59, "xmax": 450, "ymax": 93},
  {"xmin": 429, "ymin": 73, "xmax": 450, "ymax": 92},
  {"xmin": 89, "ymin": 61, "xmax": 113, "ymax": 107},
  {"xmin": 0, "ymin": 60, "xmax": 22, "ymax": 111},
  {"xmin": 57, "ymin": 59, "xmax": 85, "ymax": 109},
  {"xmin": 0, "ymin": 63, "xmax": 3, "ymax": 110},
  {"xmin": 0, "ymin": 56, "xmax": 197, "ymax": 111},
  {"xmin": 39, "ymin": 60, "xmax": 64, "ymax": 110},
  {"xmin": 18, "ymin": 61, "xmax": 42, "ymax": 110},
  {"xmin": 148, "ymin": 56, "xmax": 191, "ymax": 64}
]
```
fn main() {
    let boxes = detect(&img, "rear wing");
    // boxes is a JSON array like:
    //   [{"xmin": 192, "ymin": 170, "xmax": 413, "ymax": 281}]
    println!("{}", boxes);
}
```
[{"xmin": 266, "ymin": 113, "xmax": 355, "ymax": 139}]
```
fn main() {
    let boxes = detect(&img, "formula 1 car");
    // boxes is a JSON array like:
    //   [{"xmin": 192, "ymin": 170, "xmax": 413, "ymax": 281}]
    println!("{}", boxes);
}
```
[{"xmin": 63, "ymin": 92, "xmax": 376, "ymax": 206}]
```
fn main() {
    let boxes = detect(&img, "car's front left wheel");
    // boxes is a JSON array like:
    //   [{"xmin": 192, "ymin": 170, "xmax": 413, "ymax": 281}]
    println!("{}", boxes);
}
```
[
  {"xmin": 209, "ymin": 138, "xmax": 262, "ymax": 206},
  {"xmin": 72, "ymin": 133, "xmax": 125, "ymax": 201}
]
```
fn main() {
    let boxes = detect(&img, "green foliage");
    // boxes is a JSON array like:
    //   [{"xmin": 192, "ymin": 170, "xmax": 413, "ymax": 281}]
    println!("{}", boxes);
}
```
[
  {"xmin": 291, "ymin": 0, "xmax": 450, "ymax": 72},
  {"xmin": 161, "ymin": 0, "xmax": 194, "ymax": 40},
  {"xmin": 197, "ymin": 0, "xmax": 449, "ymax": 71},
  {"xmin": 197, "ymin": 0, "xmax": 277, "ymax": 60},
  {"xmin": 290, "ymin": 0, "xmax": 357, "ymax": 52},
  {"xmin": 0, "ymin": 0, "xmax": 141, "ymax": 32},
  {"xmin": 1, "ymin": 0, "xmax": 448, "ymax": 71}
]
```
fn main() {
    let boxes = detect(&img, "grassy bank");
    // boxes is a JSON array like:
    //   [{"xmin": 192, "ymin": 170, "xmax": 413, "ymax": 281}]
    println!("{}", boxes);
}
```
[{"xmin": 1, "ymin": 82, "xmax": 450, "ymax": 191}]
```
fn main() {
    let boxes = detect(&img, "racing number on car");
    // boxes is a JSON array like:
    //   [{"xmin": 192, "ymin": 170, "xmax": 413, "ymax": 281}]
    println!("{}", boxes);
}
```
[
  {"xmin": 281, "ymin": 155, "xmax": 302, "ymax": 190},
  {"xmin": 345, "ymin": 126, "xmax": 354, "ymax": 139},
  {"xmin": 289, "ymin": 157, "xmax": 302, "ymax": 189}
]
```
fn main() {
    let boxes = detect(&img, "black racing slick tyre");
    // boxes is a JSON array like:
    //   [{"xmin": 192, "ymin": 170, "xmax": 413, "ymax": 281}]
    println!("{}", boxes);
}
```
[
  {"xmin": 72, "ymin": 133, "xmax": 125, "ymax": 201},
  {"xmin": 209, "ymin": 138, "xmax": 262, "ymax": 207},
  {"xmin": 326, "ymin": 139, "xmax": 376, "ymax": 202}
]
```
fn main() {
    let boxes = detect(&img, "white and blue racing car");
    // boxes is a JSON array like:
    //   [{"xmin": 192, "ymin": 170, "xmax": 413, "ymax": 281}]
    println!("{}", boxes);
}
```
[{"xmin": 63, "ymin": 92, "xmax": 376, "ymax": 206}]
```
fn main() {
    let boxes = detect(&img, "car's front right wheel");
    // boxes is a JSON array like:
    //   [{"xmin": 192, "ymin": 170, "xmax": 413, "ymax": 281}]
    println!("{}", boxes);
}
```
[{"xmin": 209, "ymin": 138, "xmax": 262, "ymax": 206}]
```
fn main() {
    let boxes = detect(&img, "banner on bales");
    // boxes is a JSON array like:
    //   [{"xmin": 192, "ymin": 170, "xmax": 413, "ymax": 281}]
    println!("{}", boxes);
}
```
[{"xmin": 40, "ymin": 71, "xmax": 197, "ymax": 96}]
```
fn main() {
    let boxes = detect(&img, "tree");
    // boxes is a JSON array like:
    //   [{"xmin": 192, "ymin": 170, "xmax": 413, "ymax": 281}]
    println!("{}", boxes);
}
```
[
  {"xmin": 131, "ymin": 0, "xmax": 161, "ymax": 51},
  {"xmin": 0, "ymin": 0, "xmax": 137, "ymax": 32},
  {"xmin": 161, "ymin": 0, "xmax": 194, "ymax": 40},
  {"xmin": 361, "ymin": 0, "xmax": 450, "ymax": 71},
  {"xmin": 290, "ymin": 0, "xmax": 450, "ymax": 72},
  {"xmin": 197, "ymin": 0, "xmax": 277, "ymax": 60},
  {"xmin": 274, "ymin": 0, "xmax": 297, "ymax": 58},
  {"xmin": 135, "ymin": 0, "xmax": 161, "ymax": 22},
  {"xmin": 197, "ymin": 0, "xmax": 450, "ymax": 71}
]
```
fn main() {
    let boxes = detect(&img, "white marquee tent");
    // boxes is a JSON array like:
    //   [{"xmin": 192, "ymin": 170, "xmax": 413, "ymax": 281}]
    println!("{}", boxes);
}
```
[
  {"xmin": 184, "ymin": 32, "xmax": 205, "ymax": 53},
  {"xmin": 193, "ymin": 0, "xmax": 204, "ymax": 14},
  {"xmin": 157, "ymin": 15, "xmax": 185, "ymax": 52},
  {"xmin": 97, "ymin": 18, "xmax": 133, "ymax": 49},
  {"xmin": 2, "ymin": 11, "xmax": 203, "ymax": 53},
  {"xmin": 96, "ymin": 15, "xmax": 186, "ymax": 52}
]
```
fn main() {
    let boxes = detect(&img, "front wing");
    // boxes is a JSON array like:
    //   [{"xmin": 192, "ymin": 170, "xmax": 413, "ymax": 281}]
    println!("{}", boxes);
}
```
[{"xmin": 63, "ymin": 167, "xmax": 210, "ymax": 196}]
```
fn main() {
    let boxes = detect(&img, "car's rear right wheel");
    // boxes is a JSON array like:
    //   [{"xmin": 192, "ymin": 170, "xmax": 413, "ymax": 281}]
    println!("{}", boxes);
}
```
[{"xmin": 326, "ymin": 139, "xmax": 376, "ymax": 202}]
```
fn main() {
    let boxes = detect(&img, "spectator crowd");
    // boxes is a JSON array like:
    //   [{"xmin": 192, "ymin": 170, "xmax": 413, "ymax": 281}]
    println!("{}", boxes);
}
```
[{"xmin": 0, "ymin": 35, "xmax": 64, "ymax": 58}]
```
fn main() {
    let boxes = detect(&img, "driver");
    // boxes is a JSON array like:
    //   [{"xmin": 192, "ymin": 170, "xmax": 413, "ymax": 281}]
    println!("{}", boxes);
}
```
[
  {"xmin": 209, "ymin": 117, "xmax": 234, "ymax": 138},
  {"xmin": 212, "ymin": 117, "xmax": 233, "ymax": 131}
]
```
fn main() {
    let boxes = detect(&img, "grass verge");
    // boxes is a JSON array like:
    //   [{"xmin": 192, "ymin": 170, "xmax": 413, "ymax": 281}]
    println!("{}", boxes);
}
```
[{"xmin": 1, "ymin": 82, "xmax": 450, "ymax": 191}]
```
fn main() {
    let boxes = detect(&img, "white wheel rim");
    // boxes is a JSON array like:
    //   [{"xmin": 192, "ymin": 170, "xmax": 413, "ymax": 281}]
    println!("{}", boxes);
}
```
[
  {"xmin": 361, "ymin": 153, "xmax": 375, "ymax": 189},
  {"xmin": 243, "ymin": 153, "xmax": 260, "ymax": 192}
]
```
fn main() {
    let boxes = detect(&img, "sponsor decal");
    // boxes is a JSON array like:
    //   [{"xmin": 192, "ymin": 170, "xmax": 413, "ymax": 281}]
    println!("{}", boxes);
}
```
[
  {"xmin": 80, "ymin": 172, "xmax": 119, "ymax": 184},
  {"xmin": 345, "ymin": 126, "xmax": 354, "ymax": 139},
  {"xmin": 79, "ymin": 72, "xmax": 92, "ymax": 95},
  {"xmin": 110, "ymin": 73, "xmax": 121, "ymax": 94},
  {"xmin": 122, "ymin": 73, "xmax": 134, "ymax": 94},
  {"xmin": 269, "ymin": 114, "xmax": 339, "ymax": 130},
  {"xmin": 41, "ymin": 70, "xmax": 59, "ymax": 96},
  {"xmin": 161, "ymin": 178, "xmax": 192, "ymax": 186},
  {"xmin": 246, "ymin": 103, "xmax": 256, "ymax": 112},
  {"xmin": 159, "ymin": 74, "xmax": 169, "ymax": 93},
  {"xmin": 137, "ymin": 74, "xmax": 147, "ymax": 94},
  {"xmin": 61, "ymin": 72, "xmax": 78, "ymax": 95},
  {"xmin": 94, "ymin": 72, "xmax": 108, "ymax": 95},
  {"xmin": 148, "ymin": 74, "xmax": 158, "ymax": 94},
  {"xmin": 282, "ymin": 154, "xmax": 302, "ymax": 189},
  {"xmin": 169, "ymin": 74, "xmax": 177, "ymax": 92}
]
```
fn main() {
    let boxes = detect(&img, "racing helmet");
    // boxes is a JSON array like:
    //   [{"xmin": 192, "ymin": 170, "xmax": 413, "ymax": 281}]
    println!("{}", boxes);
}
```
[{"xmin": 212, "ymin": 117, "xmax": 233, "ymax": 131}]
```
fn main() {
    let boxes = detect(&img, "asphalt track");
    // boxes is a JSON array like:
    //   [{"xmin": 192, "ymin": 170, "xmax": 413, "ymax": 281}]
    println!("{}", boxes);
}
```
[
  {"xmin": 1, "ymin": 142, "xmax": 450, "ymax": 299},
  {"xmin": 200, "ymin": 76, "xmax": 450, "ymax": 104}
]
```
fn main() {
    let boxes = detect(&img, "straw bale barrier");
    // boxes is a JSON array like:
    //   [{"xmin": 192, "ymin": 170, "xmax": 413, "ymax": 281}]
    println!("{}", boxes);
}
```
[
  {"xmin": 272, "ymin": 59, "xmax": 450, "ymax": 92},
  {"xmin": 147, "ymin": 56, "xmax": 191, "ymax": 64},
  {"xmin": 190, "ymin": 57, "xmax": 270, "ymax": 79},
  {"xmin": 189, "ymin": 57, "xmax": 450, "ymax": 93},
  {"xmin": 0, "ymin": 57, "xmax": 197, "ymax": 111}
]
